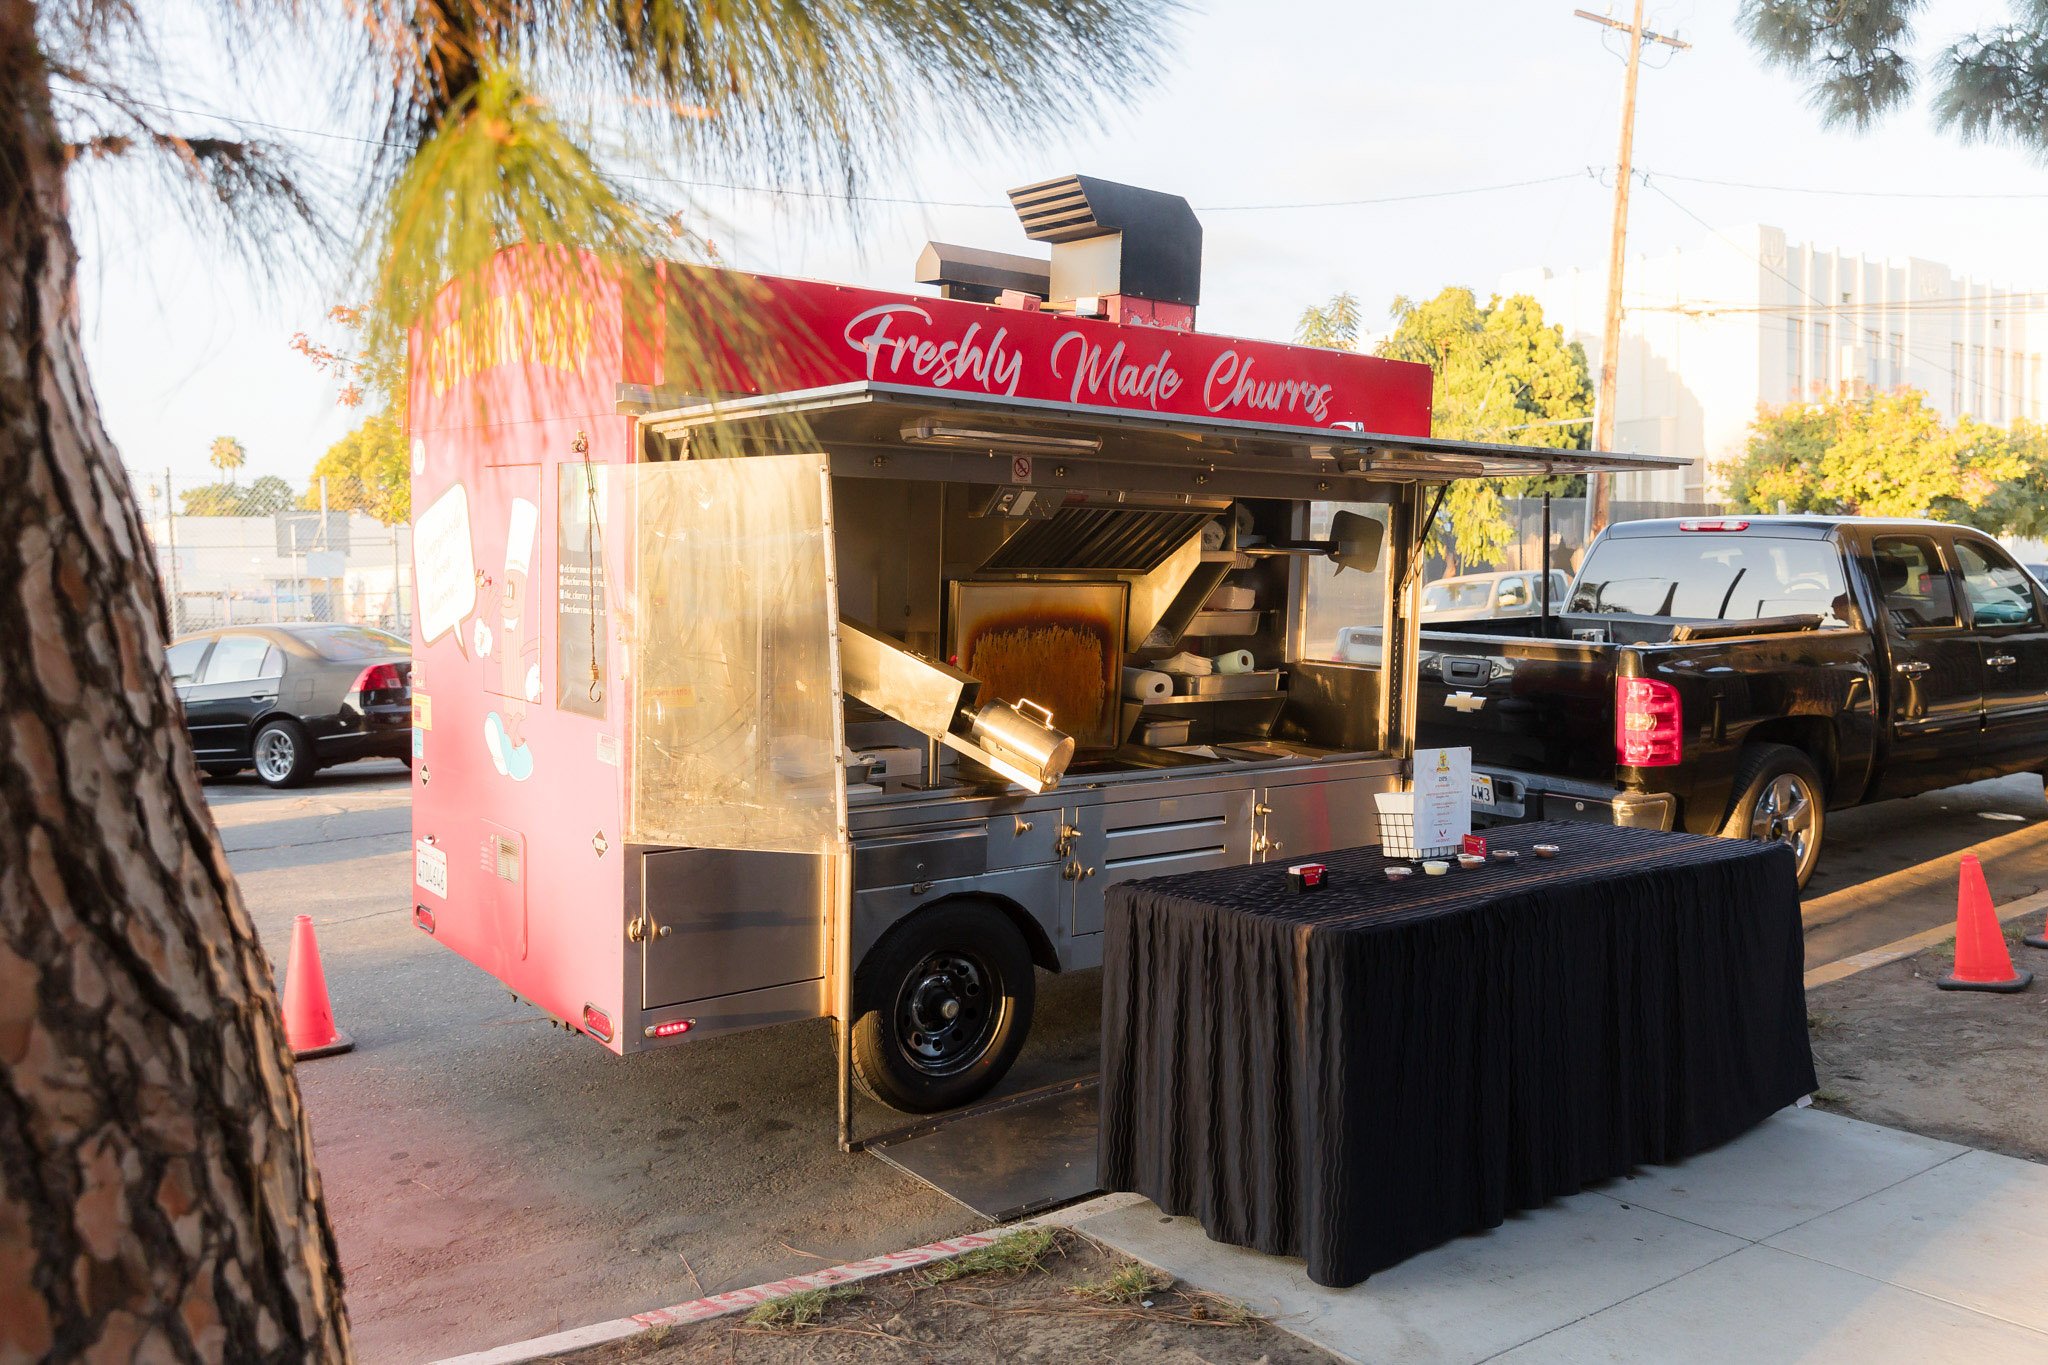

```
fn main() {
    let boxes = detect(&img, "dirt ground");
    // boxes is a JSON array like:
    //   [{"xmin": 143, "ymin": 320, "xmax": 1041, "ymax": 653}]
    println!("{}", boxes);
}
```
[
  {"xmin": 1807, "ymin": 906, "xmax": 2048, "ymax": 1164},
  {"xmin": 545, "ymin": 1227, "xmax": 1335, "ymax": 1365}
]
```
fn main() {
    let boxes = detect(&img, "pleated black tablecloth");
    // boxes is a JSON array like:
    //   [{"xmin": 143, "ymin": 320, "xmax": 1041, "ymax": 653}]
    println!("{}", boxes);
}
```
[{"xmin": 1098, "ymin": 821, "xmax": 1816, "ymax": 1288}]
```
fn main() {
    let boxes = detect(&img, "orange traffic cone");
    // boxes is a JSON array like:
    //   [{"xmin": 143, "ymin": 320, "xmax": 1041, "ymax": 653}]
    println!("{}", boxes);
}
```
[
  {"xmin": 282, "ymin": 914, "xmax": 354, "ymax": 1057},
  {"xmin": 1937, "ymin": 855, "xmax": 2032, "ymax": 993}
]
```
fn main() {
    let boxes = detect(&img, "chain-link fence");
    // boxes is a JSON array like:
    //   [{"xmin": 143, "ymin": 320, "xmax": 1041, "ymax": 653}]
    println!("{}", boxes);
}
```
[{"xmin": 132, "ymin": 471, "xmax": 412, "ymax": 639}]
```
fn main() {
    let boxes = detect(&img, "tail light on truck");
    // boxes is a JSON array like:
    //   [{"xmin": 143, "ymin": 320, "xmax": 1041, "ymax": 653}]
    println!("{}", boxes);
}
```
[{"xmin": 1616, "ymin": 678, "xmax": 1683, "ymax": 766}]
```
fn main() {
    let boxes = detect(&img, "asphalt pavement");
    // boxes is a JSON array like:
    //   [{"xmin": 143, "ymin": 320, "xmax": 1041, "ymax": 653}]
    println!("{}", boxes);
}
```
[{"xmin": 208, "ymin": 759, "xmax": 2048, "ymax": 1363}]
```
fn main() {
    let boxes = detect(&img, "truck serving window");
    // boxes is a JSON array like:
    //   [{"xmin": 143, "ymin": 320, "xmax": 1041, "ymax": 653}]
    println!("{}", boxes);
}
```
[
  {"xmin": 1571, "ymin": 535, "xmax": 1851, "ymax": 626},
  {"xmin": 1302, "ymin": 501, "xmax": 1392, "ymax": 663}
]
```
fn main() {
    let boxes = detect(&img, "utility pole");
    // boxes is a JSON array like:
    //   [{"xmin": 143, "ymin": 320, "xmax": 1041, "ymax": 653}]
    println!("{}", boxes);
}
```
[{"xmin": 1576, "ymin": 3, "xmax": 1688, "ymax": 533}]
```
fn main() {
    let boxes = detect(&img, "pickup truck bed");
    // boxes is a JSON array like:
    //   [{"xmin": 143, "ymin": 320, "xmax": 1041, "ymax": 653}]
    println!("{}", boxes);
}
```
[{"xmin": 1413, "ymin": 516, "xmax": 2048, "ymax": 886}]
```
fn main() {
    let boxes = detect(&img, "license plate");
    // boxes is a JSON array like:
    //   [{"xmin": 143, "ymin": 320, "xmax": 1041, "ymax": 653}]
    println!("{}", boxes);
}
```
[
  {"xmin": 1470, "ymin": 774, "xmax": 1496, "ymax": 807},
  {"xmin": 415, "ymin": 840, "xmax": 449, "ymax": 899}
]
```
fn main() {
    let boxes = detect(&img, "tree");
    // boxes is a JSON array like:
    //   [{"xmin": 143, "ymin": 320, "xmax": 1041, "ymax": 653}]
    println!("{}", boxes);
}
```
[
  {"xmin": 1372, "ymin": 288, "xmax": 1593, "ymax": 570},
  {"xmin": 181, "ymin": 474, "xmax": 297, "ymax": 517},
  {"xmin": 1294, "ymin": 292, "xmax": 1362, "ymax": 351},
  {"xmin": 5, "ymin": 0, "xmax": 1170, "ymax": 1357},
  {"xmin": 303, "ymin": 416, "xmax": 409, "ymax": 526},
  {"xmin": 1722, "ymin": 389, "xmax": 2036, "ymax": 525},
  {"xmin": 1742, "ymin": 1, "xmax": 2048, "ymax": 156},
  {"xmin": 207, "ymin": 435, "xmax": 247, "ymax": 484}
]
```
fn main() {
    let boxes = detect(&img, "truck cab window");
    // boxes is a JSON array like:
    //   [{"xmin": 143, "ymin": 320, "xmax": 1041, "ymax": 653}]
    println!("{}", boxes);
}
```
[
  {"xmin": 1954, "ymin": 540, "xmax": 2037, "ymax": 627},
  {"xmin": 1301, "ymin": 501, "xmax": 1391, "ymax": 663},
  {"xmin": 1571, "ymin": 535, "xmax": 1851, "ymax": 627},
  {"xmin": 1871, "ymin": 537, "xmax": 1960, "ymax": 631}
]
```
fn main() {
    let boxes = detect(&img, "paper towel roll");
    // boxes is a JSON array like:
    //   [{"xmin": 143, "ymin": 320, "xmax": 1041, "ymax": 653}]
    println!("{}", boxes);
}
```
[
  {"xmin": 1122, "ymin": 667, "xmax": 1173, "ymax": 701},
  {"xmin": 1211, "ymin": 650, "xmax": 1256, "ymax": 676}
]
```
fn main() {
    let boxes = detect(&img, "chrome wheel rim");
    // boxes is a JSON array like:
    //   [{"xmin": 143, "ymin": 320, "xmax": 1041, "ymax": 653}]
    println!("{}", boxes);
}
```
[
  {"xmin": 893, "ymin": 950, "xmax": 998, "ymax": 1077},
  {"xmin": 255, "ymin": 729, "xmax": 295, "ymax": 782},
  {"xmin": 1750, "ymin": 772, "xmax": 1816, "ymax": 872}
]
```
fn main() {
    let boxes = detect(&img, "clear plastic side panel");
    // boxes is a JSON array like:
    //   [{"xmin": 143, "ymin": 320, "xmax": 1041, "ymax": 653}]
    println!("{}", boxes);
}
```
[{"xmin": 624, "ymin": 454, "xmax": 844, "ymax": 854}]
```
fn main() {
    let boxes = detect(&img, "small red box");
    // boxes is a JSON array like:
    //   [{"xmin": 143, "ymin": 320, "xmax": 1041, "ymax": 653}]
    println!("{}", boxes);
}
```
[
  {"xmin": 1286, "ymin": 862, "xmax": 1329, "ymax": 893},
  {"xmin": 1462, "ymin": 834, "xmax": 1488, "ymax": 857}
]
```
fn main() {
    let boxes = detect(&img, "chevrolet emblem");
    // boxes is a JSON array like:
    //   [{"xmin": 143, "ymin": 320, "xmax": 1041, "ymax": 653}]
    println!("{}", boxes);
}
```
[{"xmin": 1445, "ymin": 691, "xmax": 1486, "ymax": 713}]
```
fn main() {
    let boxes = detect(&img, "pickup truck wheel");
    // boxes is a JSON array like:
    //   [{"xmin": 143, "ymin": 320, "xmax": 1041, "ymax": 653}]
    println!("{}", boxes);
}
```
[
  {"xmin": 1720, "ymin": 743, "xmax": 1825, "ymax": 890},
  {"xmin": 851, "ymin": 901, "xmax": 1035, "ymax": 1114}
]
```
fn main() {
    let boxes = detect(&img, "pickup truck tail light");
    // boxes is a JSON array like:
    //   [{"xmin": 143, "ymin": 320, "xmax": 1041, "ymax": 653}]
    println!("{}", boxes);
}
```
[
  {"xmin": 1677, "ymin": 519, "xmax": 1749, "ymax": 532},
  {"xmin": 1616, "ymin": 678, "xmax": 1683, "ymax": 766}
]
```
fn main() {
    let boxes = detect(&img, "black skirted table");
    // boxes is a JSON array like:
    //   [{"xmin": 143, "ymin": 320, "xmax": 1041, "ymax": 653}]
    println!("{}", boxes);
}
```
[{"xmin": 1098, "ymin": 821, "xmax": 1816, "ymax": 1288}]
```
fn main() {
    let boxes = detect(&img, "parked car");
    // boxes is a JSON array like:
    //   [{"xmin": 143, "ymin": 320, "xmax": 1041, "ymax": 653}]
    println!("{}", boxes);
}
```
[
  {"xmin": 1413, "ymin": 516, "xmax": 2048, "ymax": 888},
  {"xmin": 166, "ymin": 624, "xmax": 412, "ymax": 787},
  {"xmin": 2026, "ymin": 563, "xmax": 2048, "ymax": 589},
  {"xmin": 1421, "ymin": 569, "xmax": 1572, "ymax": 623}
]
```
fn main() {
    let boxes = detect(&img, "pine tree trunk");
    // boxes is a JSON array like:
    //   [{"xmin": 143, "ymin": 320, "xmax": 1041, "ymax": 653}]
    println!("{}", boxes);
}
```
[{"xmin": 0, "ymin": 8, "xmax": 353, "ymax": 1360}]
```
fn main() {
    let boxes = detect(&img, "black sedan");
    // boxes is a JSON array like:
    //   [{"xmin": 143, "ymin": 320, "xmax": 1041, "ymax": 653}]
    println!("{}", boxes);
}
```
[{"xmin": 166, "ymin": 624, "xmax": 413, "ymax": 787}]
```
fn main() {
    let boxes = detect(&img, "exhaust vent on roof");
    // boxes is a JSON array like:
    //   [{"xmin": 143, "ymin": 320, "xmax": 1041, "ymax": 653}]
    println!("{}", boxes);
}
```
[{"xmin": 1005, "ymin": 175, "xmax": 1202, "ymax": 309}]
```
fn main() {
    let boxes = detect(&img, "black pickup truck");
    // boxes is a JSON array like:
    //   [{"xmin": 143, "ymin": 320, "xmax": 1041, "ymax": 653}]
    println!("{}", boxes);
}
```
[{"xmin": 1413, "ymin": 516, "xmax": 2048, "ymax": 887}]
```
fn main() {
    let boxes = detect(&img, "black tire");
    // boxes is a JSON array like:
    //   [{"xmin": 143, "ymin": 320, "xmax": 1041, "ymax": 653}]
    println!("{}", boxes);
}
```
[
  {"xmin": 200, "ymin": 763, "xmax": 244, "ymax": 780},
  {"xmin": 1719, "ymin": 742, "xmax": 1825, "ymax": 890},
  {"xmin": 251, "ymin": 718, "xmax": 315, "ymax": 789},
  {"xmin": 851, "ymin": 901, "xmax": 1035, "ymax": 1114}
]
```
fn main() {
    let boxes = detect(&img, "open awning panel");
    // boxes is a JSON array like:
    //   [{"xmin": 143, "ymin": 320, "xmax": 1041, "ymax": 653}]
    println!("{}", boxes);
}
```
[{"xmin": 630, "ymin": 382, "xmax": 1689, "ymax": 483}]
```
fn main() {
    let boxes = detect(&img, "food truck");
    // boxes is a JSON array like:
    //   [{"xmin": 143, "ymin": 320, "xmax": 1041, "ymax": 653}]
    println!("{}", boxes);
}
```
[{"xmin": 408, "ymin": 175, "xmax": 1677, "ymax": 1134}]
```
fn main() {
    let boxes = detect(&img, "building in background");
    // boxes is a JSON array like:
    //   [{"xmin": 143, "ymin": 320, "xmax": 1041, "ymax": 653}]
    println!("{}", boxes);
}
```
[{"xmin": 1501, "ymin": 225, "xmax": 2046, "ymax": 505}]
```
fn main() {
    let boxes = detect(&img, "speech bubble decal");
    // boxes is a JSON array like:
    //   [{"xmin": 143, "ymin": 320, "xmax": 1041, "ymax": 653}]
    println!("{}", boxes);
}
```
[{"xmin": 414, "ymin": 484, "xmax": 478, "ymax": 650}]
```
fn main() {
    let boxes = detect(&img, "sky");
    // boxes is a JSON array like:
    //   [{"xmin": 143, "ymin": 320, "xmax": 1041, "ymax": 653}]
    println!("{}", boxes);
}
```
[{"xmin": 77, "ymin": 0, "xmax": 2048, "ymax": 498}]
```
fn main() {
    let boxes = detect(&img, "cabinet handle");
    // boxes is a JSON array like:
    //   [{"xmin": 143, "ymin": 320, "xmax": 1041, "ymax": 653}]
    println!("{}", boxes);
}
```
[
  {"xmin": 1989, "ymin": 655, "xmax": 2018, "ymax": 668},
  {"xmin": 1895, "ymin": 661, "xmax": 1930, "ymax": 675},
  {"xmin": 1253, "ymin": 802, "xmax": 1273, "ymax": 816},
  {"xmin": 1013, "ymin": 817, "xmax": 1034, "ymax": 835}
]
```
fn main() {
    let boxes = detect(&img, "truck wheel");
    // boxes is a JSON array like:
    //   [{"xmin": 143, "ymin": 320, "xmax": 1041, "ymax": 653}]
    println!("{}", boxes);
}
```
[
  {"xmin": 851, "ymin": 901, "xmax": 1035, "ymax": 1114},
  {"xmin": 1720, "ymin": 743, "xmax": 1824, "ymax": 890}
]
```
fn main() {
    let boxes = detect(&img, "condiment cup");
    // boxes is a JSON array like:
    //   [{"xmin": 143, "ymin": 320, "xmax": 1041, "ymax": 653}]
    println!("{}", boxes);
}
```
[
  {"xmin": 1533, "ymin": 843, "xmax": 1561, "ymax": 858},
  {"xmin": 1422, "ymin": 860, "xmax": 1449, "ymax": 876},
  {"xmin": 1456, "ymin": 853, "xmax": 1485, "ymax": 869}
]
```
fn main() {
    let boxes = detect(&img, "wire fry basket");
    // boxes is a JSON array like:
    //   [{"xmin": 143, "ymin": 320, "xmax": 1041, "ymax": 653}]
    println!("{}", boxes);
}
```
[{"xmin": 1373, "ymin": 790, "xmax": 1459, "ymax": 861}]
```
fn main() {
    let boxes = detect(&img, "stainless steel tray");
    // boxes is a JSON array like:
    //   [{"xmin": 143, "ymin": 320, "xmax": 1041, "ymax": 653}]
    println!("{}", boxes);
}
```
[
  {"xmin": 1184, "ymin": 609, "xmax": 1262, "ymax": 636},
  {"xmin": 1173, "ymin": 668, "xmax": 1282, "ymax": 698}
]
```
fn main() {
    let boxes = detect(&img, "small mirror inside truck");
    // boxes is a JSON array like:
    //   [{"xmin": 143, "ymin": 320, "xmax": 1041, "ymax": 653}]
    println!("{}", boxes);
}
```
[{"xmin": 1328, "ymin": 509, "xmax": 1384, "ymax": 576}]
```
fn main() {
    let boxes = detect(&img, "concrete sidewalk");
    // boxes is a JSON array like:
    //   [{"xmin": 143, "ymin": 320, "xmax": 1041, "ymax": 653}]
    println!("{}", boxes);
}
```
[{"xmin": 1070, "ymin": 1108, "xmax": 2048, "ymax": 1363}]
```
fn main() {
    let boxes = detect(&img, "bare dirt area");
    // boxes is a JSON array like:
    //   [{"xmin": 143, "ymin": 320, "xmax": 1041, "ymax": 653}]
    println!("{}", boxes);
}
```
[
  {"xmin": 1807, "ymin": 905, "xmax": 2048, "ymax": 1164},
  {"xmin": 545, "ymin": 1227, "xmax": 1336, "ymax": 1365}
]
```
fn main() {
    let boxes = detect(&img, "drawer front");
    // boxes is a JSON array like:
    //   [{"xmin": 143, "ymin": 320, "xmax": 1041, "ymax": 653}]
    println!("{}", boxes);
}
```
[
  {"xmin": 853, "ymin": 825, "xmax": 988, "ymax": 888},
  {"xmin": 983, "ymin": 809, "xmax": 1063, "ymax": 870}
]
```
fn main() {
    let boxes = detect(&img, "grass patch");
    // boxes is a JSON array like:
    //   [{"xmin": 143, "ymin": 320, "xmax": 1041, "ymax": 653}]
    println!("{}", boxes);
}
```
[
  {"xmin": 1183, "ymin": 1291, "xmax": 1259, "ymax": 1326},
  {"xmin": 922, "ymin": 1226, "xmax": 1056, "ymax": 1285},
  {"xmin": 1072, "ymin": 1259, "xmax": 1167, "ymax": 1305},
  {"xmin": 1806, "ymin": 1009, "xmax": 1837, "ymax": 1034},
  {"xmin": 1811, "ymin": 1087, "xmax": 1848, "ymax": 1105},
  {"xmin": 742, "ymin": 1286, "xmax": 857, "ymax": 1330}
]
